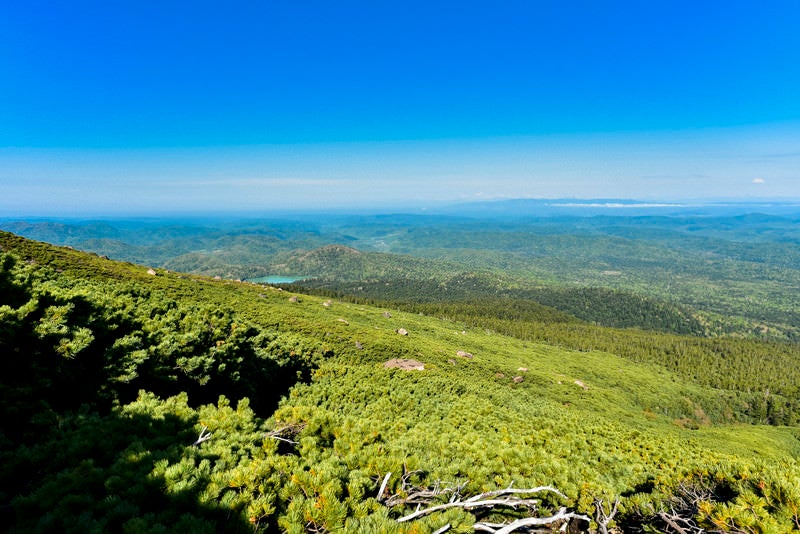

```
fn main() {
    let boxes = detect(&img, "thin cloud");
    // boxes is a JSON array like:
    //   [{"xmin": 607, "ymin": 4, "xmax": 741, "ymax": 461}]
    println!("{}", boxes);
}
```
[
  {"xmin": 182, "ymin": 177, "xmax": 351, "ymax": 187},
  {"xmin": 753, "ymin": 178, "xmax": 765, "ymax": 184}
]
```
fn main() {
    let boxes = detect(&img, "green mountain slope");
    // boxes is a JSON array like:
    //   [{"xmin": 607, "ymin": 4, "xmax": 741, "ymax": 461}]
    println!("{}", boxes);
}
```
[
  {"xmin": 1, "ymin": 231, "xmax": 799, "ymax": 533},
  {"xmin": 5, "ymin": 212, "xmax": 800, "ymax": 340}
]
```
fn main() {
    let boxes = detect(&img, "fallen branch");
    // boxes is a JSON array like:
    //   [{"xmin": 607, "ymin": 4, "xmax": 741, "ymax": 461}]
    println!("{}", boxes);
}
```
[
  {"xmin": 465, "ymin": 485, "xmax": 567, "ymax": 502},
  {"xmin": 657, "ymin": 512, "xmax": 691, "ymax": 534},
  {"xmin": 474, "ymin": 507, "xmax": 591, "ymax": 533},
  {"xmin": 395, "ymin": 485, "xmax": 568, "ymax": 523},
  {"xmin": 384, "ymin": 471, "xmax": 467, "ymax": 508}
]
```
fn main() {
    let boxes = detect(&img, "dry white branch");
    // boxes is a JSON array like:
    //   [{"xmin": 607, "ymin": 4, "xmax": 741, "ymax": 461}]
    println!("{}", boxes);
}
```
[
  {"xmin": 384, "ymin": 472, "xmax": 466, "ymax": 508},
  {"xmin": 473, "ymin": 522, "xmax": 506, "ymax": 533},
  {"xmin": 464, "ymin": 485, "xmax": 567, "ymax": 503},
  {"xmin": 268, "ymin": 435, "xmax": 299, "ymax": 445},
  {"xmin": 657, "ymin": 512, "xmax": 692, "ymax": 534},
  {"xmin": 376, "ymin": 472, "xmax": 392, "ymax": 502},
  {"xmin": 432, "ymin": 523, "xmax": 452, "ymax": 534},
  {"xmin": 265, "ymin": 423, "xmax": 305, "ymax": 445},
  {"xmin": 594, "ymin": 497, "xmax": 620, "ymax": 534},
  {"xmin": 192, "ymin": 425, "xmax": 212, "ymax": 446},
  {"xmin": 474, "ymin": 507, "xmax": 591, "ymax": 534},
  {"xmin": 396, "ymin": 485, "xmax": 568, "ymax": 523}
]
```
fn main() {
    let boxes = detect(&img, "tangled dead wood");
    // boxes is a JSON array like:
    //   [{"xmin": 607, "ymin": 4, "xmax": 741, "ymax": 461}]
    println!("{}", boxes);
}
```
[
  {"xmin": 380, "ymin": 472, "xmax": 591, "ymax": 533},
  {"xmin": 265, "ymin": 422, "xmax": 306, "ymax": 445}
]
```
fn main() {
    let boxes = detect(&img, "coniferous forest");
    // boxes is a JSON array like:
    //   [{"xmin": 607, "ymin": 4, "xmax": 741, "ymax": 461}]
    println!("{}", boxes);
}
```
[{"xmin": 2, "ymin": 207, "xmax": 800, "ymax": 533}]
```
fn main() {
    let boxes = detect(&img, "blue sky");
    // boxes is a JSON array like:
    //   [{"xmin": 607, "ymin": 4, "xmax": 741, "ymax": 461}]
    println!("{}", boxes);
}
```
[{"xmin": 1, "ymin": 1, "xmax": 799, "ymax": 214}]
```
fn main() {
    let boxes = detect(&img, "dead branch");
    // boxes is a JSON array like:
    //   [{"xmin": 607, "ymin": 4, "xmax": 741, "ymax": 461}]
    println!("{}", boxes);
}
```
[
  {"xmin": 657, "ymin": 512, "xmax": 691, "ymax": 534},
  {"xmin": 397, "ymin": 496, "xmax": 543, "ymax": 523},
  {"xmin": 384, "ymin": 477, "xmax": 588, "ymax": 532},
  {"xmin": 192, "ymin": 425, "xmax": 212, "ymax": 446},
  {"xmin": 647, "ymin": 481, "xmax": 712, "ymax": 534},
  {"xmin": 265, "ymin": 422, "xmax": 305, "ymax": 445},
  {"xmin": 594, "ymin": 497, "xmax": 620, "ymax": 534},
  {"xmin": 432, "ymin": 523, "xmax": 452, "ymax": 534},
  {"xmin": 473, "ymin": 507, "xmax": 591, "ymax": 533},
  {"xmin": 268, "ymin": 435, "xmax": 299, "ymax": 445},
  {"xmin": 465, "ymin": 485, "xmax": 567, "ymax": 502},
  {"xmin": 376, "ymin": 472, "xmax": 392, "ymax": 502},
  {"xmin": 395, "ymin": 485, "xmax": 570, "ymax": 523},
  {"xmin": 384, "ymin": 471, "xmax": 467, "ymax": 508}
]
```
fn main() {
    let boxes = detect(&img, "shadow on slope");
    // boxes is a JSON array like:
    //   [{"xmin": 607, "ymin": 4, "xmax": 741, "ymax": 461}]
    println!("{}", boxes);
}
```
[{"xmin": 4, "ymin": 395, "xmax": 269, "ymax": 533}]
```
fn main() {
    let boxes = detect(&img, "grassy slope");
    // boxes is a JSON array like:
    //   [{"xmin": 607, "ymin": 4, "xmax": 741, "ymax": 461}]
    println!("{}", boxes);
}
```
[{"xmin": 3, "ymin": 230, "xmax": 800, "ymax": 531}]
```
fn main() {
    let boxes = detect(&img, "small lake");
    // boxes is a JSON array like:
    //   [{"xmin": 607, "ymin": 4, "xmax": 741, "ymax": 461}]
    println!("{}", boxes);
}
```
[{"xmin": 248, "ymin": 275, "xmax": 307, "ymax": 284}]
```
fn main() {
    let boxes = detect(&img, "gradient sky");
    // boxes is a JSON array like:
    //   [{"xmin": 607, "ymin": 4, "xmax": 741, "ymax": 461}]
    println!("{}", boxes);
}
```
[{"xmin": 2, "ymin": 1, "xmax": 799, "ymax": 215}]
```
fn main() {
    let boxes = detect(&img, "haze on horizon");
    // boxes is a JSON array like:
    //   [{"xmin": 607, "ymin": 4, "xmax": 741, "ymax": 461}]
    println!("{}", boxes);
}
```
[{"xmin": 2, "ymin": 1, "xmax": 799, "ymax": 216}]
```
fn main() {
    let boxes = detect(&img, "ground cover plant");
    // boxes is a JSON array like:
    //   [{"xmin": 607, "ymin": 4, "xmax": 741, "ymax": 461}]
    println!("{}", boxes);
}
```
[{"xmin": 2, "ymin": 230, "xmax": 800, "ymax": 532}]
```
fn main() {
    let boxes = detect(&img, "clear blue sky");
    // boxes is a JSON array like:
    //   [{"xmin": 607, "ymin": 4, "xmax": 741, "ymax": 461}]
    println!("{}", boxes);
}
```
[{"xmin": 1, "ymin": 1, "xmax": 799, "ymax": 214}]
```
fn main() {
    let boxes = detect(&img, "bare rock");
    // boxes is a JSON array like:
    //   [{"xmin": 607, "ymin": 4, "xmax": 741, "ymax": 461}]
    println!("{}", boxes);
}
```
[
  {"xmin": 513, "ymin": 376, "xmax": 524, "ymax": 383},
  {"xmin": 383, "ymin": 311, "xmax": 392, "ymax": 318},
  {"xmin": 517, "ymin": 367, "xmax": 529, "ymax": 372},
  {"xmin": 447, "ymin": 359, "xmax": 457, "ymax": 365},
  {"xmin": 456, "ymin": 350, "xmax": 473, "ymax": 359},
  {"xmin": 396, "ymin": 328, "xmax": 408, "ymax": 336},
  {"xmin": 146, "ymin": 268, "xmax": 157, "ymax": 276},
  {"xmin": 496, "ymin": 372, "xmax": 505, "ymax": 378},
  {"xmin": 355, "ymin": 341, "xmax": 364, "ymax": 350},
  {"xmin": 574, "ymin": 379, "xmax": 589, "ymax": 390},
  {"xmin": 288, "ymin": 296, "xmax": 299, "ymax": 303}
]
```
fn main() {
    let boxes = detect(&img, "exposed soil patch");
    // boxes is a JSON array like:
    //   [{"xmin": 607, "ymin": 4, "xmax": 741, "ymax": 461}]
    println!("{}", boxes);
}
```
[{"xmin": 383, "ymin": 358, "xmax": 425, "ymax": 371}]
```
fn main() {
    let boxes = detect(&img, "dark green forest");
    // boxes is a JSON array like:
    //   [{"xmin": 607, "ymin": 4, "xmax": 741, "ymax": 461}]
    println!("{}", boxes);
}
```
[{"xmin": 2, "ymin": 210, "xmax": 800, "ymax": 533}]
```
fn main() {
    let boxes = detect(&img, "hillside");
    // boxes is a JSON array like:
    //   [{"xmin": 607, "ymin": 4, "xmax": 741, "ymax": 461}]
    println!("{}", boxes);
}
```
[
  {"xmin": 4, "ymin": 211, "xmax": 800, "ymax": 341},
  {"xmin": 2, "ymin": 231, "xmax": 800, "ymax": 533}
]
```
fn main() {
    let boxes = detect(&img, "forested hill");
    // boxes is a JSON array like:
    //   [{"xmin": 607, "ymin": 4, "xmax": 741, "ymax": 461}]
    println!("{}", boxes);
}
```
[
  {"xmin": 2, "ymin": 230, "xmax": 800, "ymax": 533},
  {"xmin": 4, "ymin": 211, "xmax": 799, "ymax": 341},
  {"xmin": 292, "ymin": 273, "xmax": 708, "ymax": 335}
]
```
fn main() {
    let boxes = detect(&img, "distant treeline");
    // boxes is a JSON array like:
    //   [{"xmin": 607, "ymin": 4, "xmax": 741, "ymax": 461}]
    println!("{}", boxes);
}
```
[{"xmin": 293, "ymin": 272, "xmax": 707, "ymax": 334}]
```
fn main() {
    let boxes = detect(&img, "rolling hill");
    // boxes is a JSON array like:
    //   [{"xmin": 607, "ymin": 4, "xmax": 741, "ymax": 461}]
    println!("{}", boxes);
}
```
[{"xmin": 2, "ymin": 230, "xmax": 800, "ymax": 532}]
